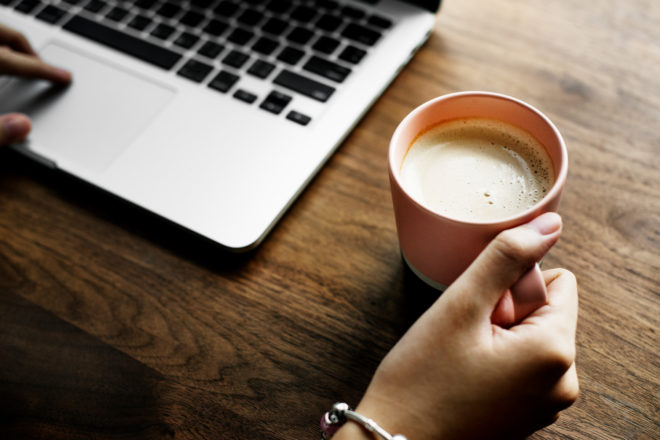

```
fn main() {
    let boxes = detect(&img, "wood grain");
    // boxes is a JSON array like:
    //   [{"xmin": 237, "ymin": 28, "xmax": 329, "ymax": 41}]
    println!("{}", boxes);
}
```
[{"xmin": 1, "ymin": 0, "xmax": 658, "ymax": 438}]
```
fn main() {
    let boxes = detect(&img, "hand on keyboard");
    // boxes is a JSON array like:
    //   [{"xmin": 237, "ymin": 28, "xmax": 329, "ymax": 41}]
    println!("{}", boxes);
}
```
[
  {"xmin": 0, "ymin": 23, "xmax": 71, "ymax": 147},
  {"xmin": 3, "ymin": 0, "xmax": 393, "ymax": 129}
]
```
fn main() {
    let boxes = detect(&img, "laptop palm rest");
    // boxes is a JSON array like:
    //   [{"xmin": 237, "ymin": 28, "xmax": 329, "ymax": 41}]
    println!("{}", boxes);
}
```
[{"xmin": 0, "ymin": 41, "xmax": 175, "ymax": 173}]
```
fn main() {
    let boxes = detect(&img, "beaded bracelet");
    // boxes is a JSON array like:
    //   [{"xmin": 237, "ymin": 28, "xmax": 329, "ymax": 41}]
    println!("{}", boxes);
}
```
[{"xmin": 320, "ymin": 402, "xmax": 407, "ymax": 440}]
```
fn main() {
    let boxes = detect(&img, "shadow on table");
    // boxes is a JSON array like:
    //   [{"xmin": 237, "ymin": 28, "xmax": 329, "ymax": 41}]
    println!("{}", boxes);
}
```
[
  {"xmin": 0, "ymin": 291, "xmax": 172, "ymax": 438},
  {"xmin": 1, "ymin": 150, "xmax": 253, "ymax": 273},
  {"xmin": 0, "ymin": 292, "xmax": 270, "ymax": 439},
  {"xmin": 400, "ymin": 257, "xmax": 443, "ymax": 325}
]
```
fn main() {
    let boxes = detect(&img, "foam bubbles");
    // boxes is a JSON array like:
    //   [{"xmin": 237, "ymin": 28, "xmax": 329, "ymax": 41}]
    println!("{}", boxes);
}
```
[{"xmin": 400, "ymin": 118, "xmax": 555, "ymax": 222}]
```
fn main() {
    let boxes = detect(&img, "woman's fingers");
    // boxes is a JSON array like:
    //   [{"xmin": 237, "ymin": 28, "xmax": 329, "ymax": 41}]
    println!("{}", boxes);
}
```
[
  {"xmin": 0, "ymin": 113, "xmax": 31, "ymax": 147},
  {"xmin": 0, "ymin": 46, "xmax": 71, "ymax": 82},
  {"xmin": 549, "ymin": 362, "xmax": 580, "ymax": 411},
  {"xmin": 0, "ymin": 22, "xmax": 37, "ymax": 55},
  {"xmin": 446, "ymin": 213, "xmax": 563, "ymax": 325}
]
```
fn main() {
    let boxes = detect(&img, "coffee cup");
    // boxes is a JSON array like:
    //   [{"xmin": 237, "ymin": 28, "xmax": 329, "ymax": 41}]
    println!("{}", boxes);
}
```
[{"xmin": 389, "ymin": 92, "xmax": 568, "ymax": 323}]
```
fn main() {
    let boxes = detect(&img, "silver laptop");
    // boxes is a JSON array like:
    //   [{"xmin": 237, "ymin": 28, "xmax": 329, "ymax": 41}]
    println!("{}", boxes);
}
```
[{"xmin": 0, "ymin": 0, "xmax": 440, "ymax": 250}]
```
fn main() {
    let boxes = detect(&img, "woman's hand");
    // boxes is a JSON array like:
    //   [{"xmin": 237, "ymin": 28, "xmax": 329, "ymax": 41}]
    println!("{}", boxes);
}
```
[
  {"xmin": 0, "ymin": 23, "xmax": 71, "ymax": 146},
  {"xmin": 335, "ymin": 212, "xmax": 579, "ymax": 440}
]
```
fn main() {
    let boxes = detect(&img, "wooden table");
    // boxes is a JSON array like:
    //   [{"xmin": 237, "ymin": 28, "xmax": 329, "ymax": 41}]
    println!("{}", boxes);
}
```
[{"xmin": 1, "ymin": 0, "xmax": 658, "ymax": 438}]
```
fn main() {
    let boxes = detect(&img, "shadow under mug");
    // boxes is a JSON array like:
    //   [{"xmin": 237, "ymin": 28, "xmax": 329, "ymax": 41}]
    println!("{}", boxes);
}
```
[{"xmin": 389, "ymin": 91, "xmax": 568, "ymax": 302}]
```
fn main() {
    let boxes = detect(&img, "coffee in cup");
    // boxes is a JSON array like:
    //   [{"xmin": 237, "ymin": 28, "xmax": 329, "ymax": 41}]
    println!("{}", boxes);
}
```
[
  {"xmin": 389, "ymin": 92, "xmax": 568, "ymax": 310},
  {"xmin": 399, "ymin": 117, "xmax": 555, "ymax": 222}
]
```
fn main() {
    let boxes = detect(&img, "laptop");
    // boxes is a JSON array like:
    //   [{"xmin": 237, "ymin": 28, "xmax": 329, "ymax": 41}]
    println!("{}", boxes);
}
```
[{"xmin": 0, "ymin": 0, "xmax": 440, "ymax": 251}]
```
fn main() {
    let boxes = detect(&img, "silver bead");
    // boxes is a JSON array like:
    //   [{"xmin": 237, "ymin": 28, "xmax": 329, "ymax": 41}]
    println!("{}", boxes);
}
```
[
  {"xmin": 332, "ymin": 402, "xmax": 350, "ymax": 414},
  {"xmin": 392, "ymin": 435, "xmax": 408, "ymax": 440}
]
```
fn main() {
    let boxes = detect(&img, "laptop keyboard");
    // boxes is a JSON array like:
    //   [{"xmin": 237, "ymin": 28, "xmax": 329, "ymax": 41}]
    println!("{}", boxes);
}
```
[{"xmin": 3, "ymin": 0, "xmax": 394, "ymax": 126}]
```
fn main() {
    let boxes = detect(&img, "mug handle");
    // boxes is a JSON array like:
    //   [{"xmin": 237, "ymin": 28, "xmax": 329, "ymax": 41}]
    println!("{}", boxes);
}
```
[{"xmin": 492, "ymin": 263, "xmax": 547, "ymax": 327}]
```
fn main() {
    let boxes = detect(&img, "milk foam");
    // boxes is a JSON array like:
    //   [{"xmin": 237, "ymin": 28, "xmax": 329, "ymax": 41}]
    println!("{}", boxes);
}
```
[{"xmin": 400, "ymin": 118, "xmax": 555, "ymax": 222}]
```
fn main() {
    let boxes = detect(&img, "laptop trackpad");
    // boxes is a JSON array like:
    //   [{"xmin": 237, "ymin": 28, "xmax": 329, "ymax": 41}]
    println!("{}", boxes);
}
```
[{"xmin": 0, "ymin": 42, "xmax": 175, "ymax": 173}]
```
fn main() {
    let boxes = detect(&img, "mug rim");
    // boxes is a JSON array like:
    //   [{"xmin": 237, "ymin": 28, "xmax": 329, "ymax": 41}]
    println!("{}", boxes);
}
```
[{"xmin": 389, "ymin": 91, "xmax": 568, "ymax": 227}]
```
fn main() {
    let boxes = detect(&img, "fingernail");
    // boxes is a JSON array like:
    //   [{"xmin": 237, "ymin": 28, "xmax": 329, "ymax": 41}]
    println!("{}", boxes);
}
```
[
  {"xmin": 52, "ymin": 67, "xmax": 72, "ymax": 83},
  {"xmin": 3, "ymin": 115, "xmax": 30, "ymax": 142},
  {"xmin": 526, "ymin": 212, "xmax": 562, "ymax": 236}
]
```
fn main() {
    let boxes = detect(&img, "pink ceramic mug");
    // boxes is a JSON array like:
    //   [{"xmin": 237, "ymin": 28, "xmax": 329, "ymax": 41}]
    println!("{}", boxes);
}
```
[{"xmin": 389, "ymin": 92, "xmax": 568, "ymax": 324}]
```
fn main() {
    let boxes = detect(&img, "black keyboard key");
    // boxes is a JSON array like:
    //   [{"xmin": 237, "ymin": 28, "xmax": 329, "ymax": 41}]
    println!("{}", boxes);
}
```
[
  {"xmin": 290, "ymin": 5, "xmax": 316, "ymax": 22},
  {"xmin": 313, "ymin": 36, "xmax": 340, "ymax": 54},
  {"xmin": 157, "ymin": 2, "xmax": 181, "ymax": 18},
  {"xmin": 233, "ymin": 89, "xmax": 257, "ymax": 104},
  {"xmin": 287, "ymin": 27, "xmax": 314, "ymax": 45},
  {"xmin": 247, "ymin": 59, "xmax": 275, "ymax": 79},
  {"xmin": 177, "ymin": 59, "xmax": 213, "ymax": 82},
  {"xmin": 274, "ymin": 70, "xmax": 334, "ymax": 102},
  {"xmin": 204, "ymin": 19, "xmax": 229, "ymax": 36},
  {"xmin": 174, "ymin": 32, "xmax": 199, "ymax": 49},
  {"xmin": 191, "ymin": 0, "xmax": 213, "ymax": 8},
  {"xmin": 341, "ymin": 6, "xmax": 365, "ymax": 20},
  {"xmin": 227, "ymin": 28, "xmax": 254, "ymax": 45},
  {"xmin": 222, "ymin": 50, "xmax": 249, "ymax": 68},
  {"xmin": 36, "ymin": 5, "xmax": 67, "ymax": 24},
  {"xmin": 277, "ymin": 46, "xmax": 305, "ymax": 65},
  {"xmin": 338, "ymin": 45, "xmax": 366, "ymax": 64},
  {"xmin": 198, "ymin": 41, "xmax": 224, "ymax": 59},
  {"xmin": 252, "ymin": 36, "xmax": 279, "ymax": 55},
  {"xmin": 63, "ymin": 15, "xmax": 182, "ymax": 70},
  {"xmin": 303, "ymin": 55, "xmax": 351, "ymax": 82},
  {"xmin": 265, "ymin": 0, "xmax": 291, "ymax": 14},
  {"xmin": 368, "ymin": 14, "xmax": 393, "ymax": 29},
  {"xmin": 135, "ymin": 0, "xmax": 157, "ymax": 9},
  {"xmin": 151, "ymin": 23, "xmax": 176, "ymax": 40},
  {"xmin": 238, "ymin": 8, "xmax": 263, "ymax": 26},
  {"xmin": 317, "ymin": 0, "xmax": 338, "ymax": 9},
  {"xmin": 14, "ymin": 0, "xmax": 40, "ymax": 14},
  {"xmin": 262, "ymin": 17, "xmax": 288, "ymax": 36},
  {"xmin": 128, "ymin": 14, "xmax": 152, "ymax": 31},
  {"xmin": 287, "ymin": 110, "xmax": 311, "ymax": 126},
  {"xmin": 316, "ymin": 14, "xmax": 343, "ymax": 32},
  {"xmin": 181, "ymin": 11, "xmax": 204, "ymax": 27},
  {"xmin": 84, "ymin": 0, "xmax": 106, "ymax": 13},
  {"xmin": 342, "ymin": 23, "xmax": 381, "ymax": 46},
  {"xmin": 214, "ymin": 1, "xmax": 239, "ymax": 17},
  {"xmin": 209, "ymin": 70, "xmax": 239, "ymax": 93},
  {"xmin": 260, "ymin": 90, "xmax": 292, "ymax": 115},
  {"xmin": 106, "ymin": 6, "xmax": 129, "ymax": 22}
]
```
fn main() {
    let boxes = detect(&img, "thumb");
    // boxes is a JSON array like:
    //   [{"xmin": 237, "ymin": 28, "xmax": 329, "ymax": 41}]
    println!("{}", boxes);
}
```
[
  {"xmin": 449, "ymin": 212, "xmax": 562, "ymax": 321},
  {"xmin": 0, "ymin": 113, "xmax": 31, "ymax": 147}
]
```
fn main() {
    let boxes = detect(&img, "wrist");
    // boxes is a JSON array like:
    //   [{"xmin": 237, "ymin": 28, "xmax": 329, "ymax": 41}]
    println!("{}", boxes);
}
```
[
  {"xmin": 322, "ymin": 401, "xmax": 410, "ymax": 440},
  {"xmin": 332, "ymin": 419, "xmax": 373, "ymax": 440},
  {"xmin": 354, "ymin": 390, "xmax": 448, "ymax": 440},
  {"xmin": 323, "ymin": 395, "xmax": 438, "ymax": 440}
]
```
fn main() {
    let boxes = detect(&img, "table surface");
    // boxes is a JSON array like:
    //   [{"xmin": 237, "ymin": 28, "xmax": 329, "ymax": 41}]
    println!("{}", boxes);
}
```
[{"xmin": 1, "ymin": 0, "xmax": 658, "ymax": 439}]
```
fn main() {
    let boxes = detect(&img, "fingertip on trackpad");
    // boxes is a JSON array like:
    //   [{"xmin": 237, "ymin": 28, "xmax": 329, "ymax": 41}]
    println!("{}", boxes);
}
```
[{"xmin": 3, "ymin": 41, "xmax": 175, "ymax": 173}]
